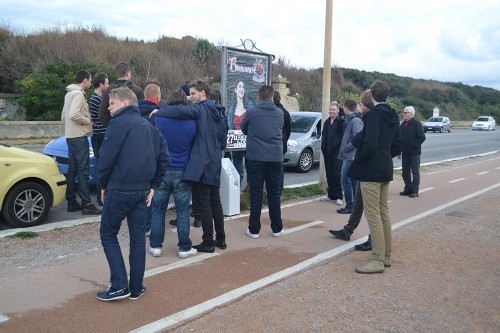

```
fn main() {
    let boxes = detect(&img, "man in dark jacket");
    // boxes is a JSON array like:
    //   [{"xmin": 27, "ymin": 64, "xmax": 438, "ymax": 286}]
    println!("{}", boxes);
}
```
[
  {"xmin": 350, "ymin": 80, "xmax": 402, "ymax": 274},
  {"xmin": 274, "ymin": 91, "xmax": 291, "ymax": 190},
  {"xmin": 242, "ymin": 85, "xmax": 284, "ymax": 238},
  {"xmin": 96, "ymin": 87, "xmax": 169, "ymax": 301},
  {"xmin": 398, "ymin": 106, "xmax": 426, "ymax": 198},
  {"xmin": 98, "ymin": 63, "xmax": 144, "ymax": 126},
  {"xmin": 154, "ymin": 80, "xmax": 228, "ymax": 253},
  {"xmin": 320, "ymin": 100, "xmax": 345, "ymax": 205}
]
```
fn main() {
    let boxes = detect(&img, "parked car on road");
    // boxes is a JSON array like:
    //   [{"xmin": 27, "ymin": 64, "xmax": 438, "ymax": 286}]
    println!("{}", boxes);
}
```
[
  {"xmin": 423, "ymin": 116, "xmax": 451, "ymax": 133},
  {"xmin": 472, "ymin": 116, "xmax": 496, "ymax": 131},
  {"xmin": 43, "ymin": 136, "xmax": 98, "ymax": 186},
  {"xmin": 284, "ymin": 112, "xmax": 322, "ymax": 173},
  {"xmin": 0, "ymin": 143, "xmax": 67, "ymax": 228}
]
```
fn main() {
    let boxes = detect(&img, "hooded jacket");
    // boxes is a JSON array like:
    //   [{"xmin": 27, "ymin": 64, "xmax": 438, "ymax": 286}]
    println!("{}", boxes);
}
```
[
  {"xmin": 338, "ymin": 112, "xmax": 364, "ymax": 160},
  {"xmin": 61, "ymin": 84, "xmax": 92, "ymax": 138},
  {"xmin": 98, "ymin": 80, "xmax": 144, "ymax": 126},
  {"xmin": 350, "ymin": 103, "xmax": 402, "ymax": 182},
  {"xmin": 98, "ymin": 105, "xmax": 170, "ymax": 191},
  {"xmin": 155, "ymin": 99, "xmax": 228, "ymax": 186}
]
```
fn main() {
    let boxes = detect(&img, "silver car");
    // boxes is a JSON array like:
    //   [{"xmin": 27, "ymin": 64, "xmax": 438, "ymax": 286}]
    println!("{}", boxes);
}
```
[
  {"xmin": 423, "ymin": 116, "xmax": 451, "ymax": 133},
  {"xmin": 284, "ymin": 111, "xmax": 322, "ymax": 173}
]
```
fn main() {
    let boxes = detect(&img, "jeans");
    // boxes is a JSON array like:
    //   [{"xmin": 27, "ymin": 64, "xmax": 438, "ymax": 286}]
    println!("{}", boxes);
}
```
[
  {"xmin": 324, "ymin": 153, "xmax": 343, "ymax": 200},
  {"xmin": 91, "ymin": 133, "xmax": 105, "ymax": 203},
  {"xmin": 66, "ymin": 136, "xmax": 91, "ymax": 205},
  {"xmin": 100, "ymin": 189, "xmax": 149, "ymax": 294},
  {"xmin": 231, "ymin": 150, "xmax": 245, "ymax": 183},
  {"xmin": 360, "ymin": 181, "xmax": 391, "ymax": 262},
  {"xmin": 341, "ymin": 159, "xmax": 357, "ymax": 210},
  {"xmin": 344, "ymin": 184, "xmax": 364, "ymax": 234},
  {"xmin": 246, "ymin": 159, "xmax": 283, "ymax": 234},
  {"xmin": 192, "ymin": 182, "xmax": 225, "ymax": 246},
  {"xmin": 402, "ymin": 154, "xmax": 421, "ymax": 194},
  {"xmin": 150, "ymin": 171, "xmax": 193, "ymax": 251}
]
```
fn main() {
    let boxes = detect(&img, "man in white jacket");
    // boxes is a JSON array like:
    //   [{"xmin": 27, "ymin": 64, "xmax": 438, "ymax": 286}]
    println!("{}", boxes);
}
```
[{"xmin": 61, "ymin": 70, "xmax": 101, "ymax": 215}]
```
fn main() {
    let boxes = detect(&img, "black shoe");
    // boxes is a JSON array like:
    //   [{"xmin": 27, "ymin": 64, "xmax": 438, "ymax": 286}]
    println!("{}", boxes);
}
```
[
  {"xmin": 97, "ymin": 200, "xmax": 103, "ymax": 207},
  {"xmin": 96, "ymin": 287, "xmax": 130, "ymax": 301},
  {"xmin": 399, "ymin": 190, "xmax": 411, "ymax": 196},
  {"xmin": 329, "ymin": 228, "xmax": 352, "ymax": 241},
  {"xmin": 214, "ymin": 239, "xmax": 227, "ymax": 250},
  {"xmin": 355, "ymin": 239, "xmax": 372, "ymax": 251},
  {"xmin": 192, "ymin": 242, "xmax": 215, "ymax": 253},
  {"xmin": 169, "ymin": 219, "xmax": 177, "ymax": 226},
  {"xmin": 409, "ymin": 193, "xmax": 419, "ymax": 198},
  {"xmin": 193, "ymin": 216, "xmax": 201, "ymax": 228},
  {"xmin": 129, "ymin": 285, "xmax": 146, "ymax": 300},
  {"xmin": 82, "ymin": 203, "xmax": 102, "ymax": 215},
  {"xmin": 336, "ymin": 207, "xmax": 352, "ymax": 214},
  {"xmin": 67, "ymin": 201, "xmax": 82, "ymax": 212}
]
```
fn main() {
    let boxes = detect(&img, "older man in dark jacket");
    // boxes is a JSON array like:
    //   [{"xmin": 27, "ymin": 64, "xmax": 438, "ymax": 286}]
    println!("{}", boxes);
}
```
[
  {"xmin": 97, "ymin": 87, "xmax": 169, "ymax": 301},
  {"xmin": 398, "ymin": 106, "xmax": 426, "ymax": 198},
  {"xmin": 154, "ymin": 80, "xmax": 228, "ymax": 253}
]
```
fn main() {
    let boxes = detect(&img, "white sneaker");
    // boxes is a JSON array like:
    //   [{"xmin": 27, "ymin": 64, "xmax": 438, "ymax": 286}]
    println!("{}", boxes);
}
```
[
  {"xmin": 149, "ymin": 247, "xmax": 161, "ymax": 257},
  {"xmin": 246, "ymin": 229, "xmax": 259, "ymax": 239},
  {"xmin": 178, "ymin": 248, "xmax": 197, "ymax": 258},
  {"xmin": 335, "ymin": 199, "xmax": 343, "ymax": 206},
  {"xmin": 272, "ymin": 229, "xmax": 284, "ymax": 237},
  {"xmin": 319, "ymin": 195, "xmax": 333, "ymax": 202}
]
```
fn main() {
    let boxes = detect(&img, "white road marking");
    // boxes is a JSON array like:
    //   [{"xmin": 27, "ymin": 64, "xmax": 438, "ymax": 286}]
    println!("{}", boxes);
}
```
[
  {"xmin": 419, "ymin": 187, "xmax": 434, "ymax": 193},
  {"xmin": 449, "ymin": 178, "xmax": 466, "ymax": 183},
  {"xmin": 130, "ymin": 182, "xmax": 500, "ymax": 333},
  {"xmin": 476, "ymin": 171, "xmax": 489, "ymax": 175},
  {"xmin": 144, "ymin": 254, "xmax": 219, "ymax": 278},
  {"xmin": 281, "ymin": 220, "xmax": 324, "ymax": 235},
  {"xmin": 0, "ymin": 314, "xmax": 9, "ymax": 323}
]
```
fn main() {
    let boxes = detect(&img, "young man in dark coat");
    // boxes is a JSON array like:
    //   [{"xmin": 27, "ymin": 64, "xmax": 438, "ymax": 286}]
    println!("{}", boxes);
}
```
[
  {"xmin": 398, "ymin": 106, "xmax": 426, "ymax": 198},
  {"xmin": 97, "ymin": 87, "xmax": 169, "ymax": 301},
  {"xmin": 349, "ymin": 80, "xmax": 402, "ymax": 274},
  {"xmin": 273, "ymin": 91, "xmax": 291, "ymax": 190}
]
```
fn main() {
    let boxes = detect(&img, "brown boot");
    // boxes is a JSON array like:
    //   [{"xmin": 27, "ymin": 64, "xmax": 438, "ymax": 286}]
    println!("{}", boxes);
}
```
[
  {"xmin": 67, "ymin": 201, "xmax": 82, "ymax": 212},
  {"xmin": 355, "ymin": 260, "xmax": 384, "ymax": 274},
  {"xmin": 82, "ymin": 203, "xmax": 101, "ymax": 215}
]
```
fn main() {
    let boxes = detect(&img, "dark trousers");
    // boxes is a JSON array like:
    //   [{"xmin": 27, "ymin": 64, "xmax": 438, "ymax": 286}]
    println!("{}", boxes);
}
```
[
  {"xmin": 324, "ymin": 153, "xmax": 343, "ymax": 200},
  {"xmin": 402, "ymin": 154, "xmax": 421, "ymax": 194},
  {"xmin": 66, "ymin": 136, "xmax": 91, "ymax": 205},
  {"xmin": 91, "ymin": 133, "xmax": 105, "ymax": 202},
  {"xmin": 192, "ymin": 182, "xmax": 225, "ymax": 245},
  {"xmin": 344, "ymin": 184, "xmax": 364, "ymax": 234},
  {"xmin": 246, "ymin": 159, "xmax": 283, "ymax": 234}
]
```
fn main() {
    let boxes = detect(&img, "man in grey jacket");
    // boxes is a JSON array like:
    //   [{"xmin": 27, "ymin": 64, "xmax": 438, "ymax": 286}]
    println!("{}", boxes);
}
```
[
  {"xmin": 241, "ymin": 85, "xmax": 284, "ymax": 239},
  {"xmin": 336, "ymin": 99, "xmax": 364, "ymax": 214}
]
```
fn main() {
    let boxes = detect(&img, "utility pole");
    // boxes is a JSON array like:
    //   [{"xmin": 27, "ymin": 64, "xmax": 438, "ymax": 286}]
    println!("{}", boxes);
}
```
[{"xmin": 319, "ymin": 0, "xmax": 333, "ymax": 190}]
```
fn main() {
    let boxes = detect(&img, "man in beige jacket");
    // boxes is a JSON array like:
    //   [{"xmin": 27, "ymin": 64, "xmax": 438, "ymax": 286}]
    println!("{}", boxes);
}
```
[{"xmin": 61, "ymin": 70, "xmax": 101, "ymax": 215}]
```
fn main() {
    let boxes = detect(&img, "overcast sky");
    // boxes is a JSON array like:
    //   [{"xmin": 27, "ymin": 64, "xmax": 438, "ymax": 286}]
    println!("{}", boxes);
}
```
[{"xmin": 2, "ymin": 0, "xmax": 499, "ymax": 90}]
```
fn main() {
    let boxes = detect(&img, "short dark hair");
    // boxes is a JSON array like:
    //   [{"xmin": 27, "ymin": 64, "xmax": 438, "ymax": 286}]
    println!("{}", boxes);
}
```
[
  {"xmin": 258, "ymin": 85, "xmax": 274, "ymax": 101},
  {"xmin": 273, "ymin": 91, "xmax": 281, "ymax": 104},
  {"xmin": 75, "ymin": 70, "xmax": 91, "ymax": 84},
  {"xmin": 209, "ymin": 90, "xmax": 221, "ymax": 104},
  {"xmin": 92, "ymin": 72, "xmax": 108, "ymax": 88},
  {"xmin": 167, "ymin": 89, "xmax": 188, "ymax": 105},
  {"xmin": 189, "ymin": 80, "xmax": 210, "ymax": 95},
  {"xmin": 115, "ymin": 63, "xmax": 131, "ymax": 78},
  {"xmin": 370, "ymin": 80, "xmax": 390, "ymax": 103},
  {"xmin": 343, "ymin": 99, "xmax": 357, "ymax": 112}
]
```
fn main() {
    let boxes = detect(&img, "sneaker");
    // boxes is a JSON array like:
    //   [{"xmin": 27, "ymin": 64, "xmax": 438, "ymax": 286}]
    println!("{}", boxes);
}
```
[
  {"xmin": 329, "ymin": 228, "xmax": 351, "ymax": 241},
  {"xmin": 67, "ymin": 201, "xmax": 82, "ymax": 212},
  {"xmin": 335, "ymin": 199, "xmax": 343, "ymax": 206},
  {"xmin": 82, "ymin": 203, "xmax": 102, "ymax": 215},
  {"xmin": 355, "ymin": 260, "xmax": 384, "ymax": 274},
  {"xmin": 145, "ymin": 230, "xmax": 150, "ymax": 238},
  {"xmin": 149, "ymin": 247, "xmax": 161, "ymax": 257},
  {"xmin": 129, "ymin": 285, "xmax": 146, "ymax": 300},
  {"xmin": 272, "ymin": 229, "xmax": 284, "ymax": 237},
  {"xmin": 96, "ymin": 287, "xmax": 130, "ymax": 301},
  {"xmin": 178, "ymin": 248, "xmax": 197, "ymax": 258},
  {"xmin": 214, "ymin": 239, "xmax": 227, "ymax": 249},
  {"xmin": 319, "ymin": 196, "xmax": 333, "ymax": 202},
  {"xmin": 246, "ymin": 229, "xmax": 259, "ymax": 239}
]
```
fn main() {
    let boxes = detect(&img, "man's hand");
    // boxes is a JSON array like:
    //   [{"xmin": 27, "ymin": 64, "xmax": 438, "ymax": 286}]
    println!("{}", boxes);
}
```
[
  {"xmin": 101, "ymin": 189, "xmax": 106, "ymax": 203},
  {"xmin": 146, "ymin": 189, "xmax": 155, "ymax": 207}
]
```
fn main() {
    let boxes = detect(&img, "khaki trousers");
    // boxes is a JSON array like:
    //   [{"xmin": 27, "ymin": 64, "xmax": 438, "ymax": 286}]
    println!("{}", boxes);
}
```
[{"xmin": 359, "ymin": 181, "xmax": 392, "ymax": 262}]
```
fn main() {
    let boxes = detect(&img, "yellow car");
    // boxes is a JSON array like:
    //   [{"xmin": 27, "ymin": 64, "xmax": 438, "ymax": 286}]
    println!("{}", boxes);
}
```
[{"xmin": 0, "ymin": 143, "xmax": 67, "ymax": 228}]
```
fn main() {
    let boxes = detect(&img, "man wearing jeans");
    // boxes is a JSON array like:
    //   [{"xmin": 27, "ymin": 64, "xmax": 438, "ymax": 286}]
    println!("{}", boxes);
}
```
[
  {"xmin": 61, "ymin": 70, "xmax": 101, "ymax": 215},
  {"xmin": 97, "ymin": 87, "xmax": 169, "ymax": 301},
  {"xmin": 241, "ymin": 85, "xmax": 284, "ymax": 238},
  {"xmin": 149, "ymin": 88, "xmax": 197, "ymax": 258}
]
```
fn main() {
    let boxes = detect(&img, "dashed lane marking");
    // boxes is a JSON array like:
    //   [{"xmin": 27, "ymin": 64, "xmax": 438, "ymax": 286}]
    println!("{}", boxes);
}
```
[
  {"xmin": 144, "ymin": 253, "xmax": 220, "ymax": 278},
  {"xmin": 130, "ymin": 182, "xmax": 500, "ymax": 333},
  {"xmin": 419, "ymin": 187, "xmax": 434, "ymax": 193},
  {"xmin": 449, "ymin": 178, "xmax": 466, "ymax": 183},
  {"xmin": 476, "ymin": 171, "xmax": 489, "ymax": 175}
]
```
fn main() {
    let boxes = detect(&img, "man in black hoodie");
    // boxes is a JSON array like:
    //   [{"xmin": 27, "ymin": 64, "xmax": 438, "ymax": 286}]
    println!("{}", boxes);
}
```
[
  {"xmin": 98, "ymin": 63, "xmax": 144, "ymax": 127},
  {"xmin": 350, "ymin": 80, "xmax": 402, "ymax": 274}
]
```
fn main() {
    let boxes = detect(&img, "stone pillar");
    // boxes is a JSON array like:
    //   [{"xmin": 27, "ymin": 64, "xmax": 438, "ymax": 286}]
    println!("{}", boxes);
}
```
[{"xmin": 271, "ymin": 75, "xmax": 299, "ymax": 111}]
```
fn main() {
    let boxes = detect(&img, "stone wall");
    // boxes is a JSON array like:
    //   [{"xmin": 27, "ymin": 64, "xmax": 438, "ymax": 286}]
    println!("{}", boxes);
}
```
[{"xmin": 0, "ymin": 121, "xmax": 64, "ymax": 139}]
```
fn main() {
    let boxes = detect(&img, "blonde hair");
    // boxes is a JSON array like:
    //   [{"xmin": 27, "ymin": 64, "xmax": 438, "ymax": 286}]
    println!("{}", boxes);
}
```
[
  {"xmin": 360, "ymin": 89, "xmax": 374, "ymax": 108},
  {"xmin": 144, "ymin": 84, "xmax": 161, "ymax": 99},
  {"xmin": 109, "ymin": 87, "xmax": 138, "ymax": 105}
]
